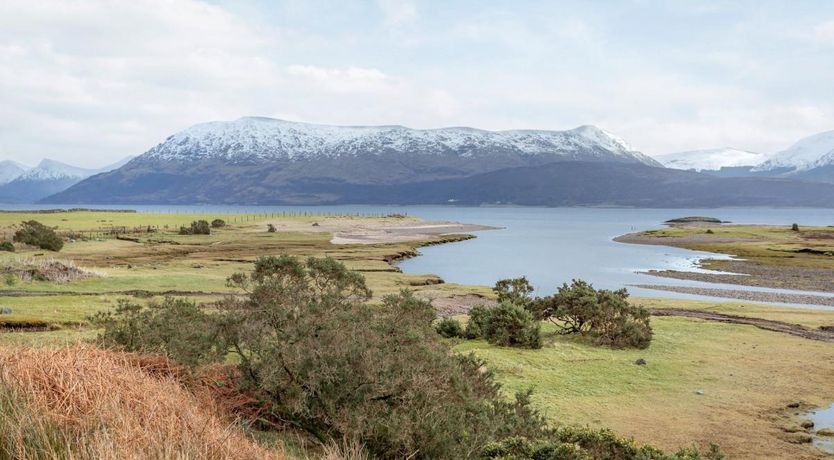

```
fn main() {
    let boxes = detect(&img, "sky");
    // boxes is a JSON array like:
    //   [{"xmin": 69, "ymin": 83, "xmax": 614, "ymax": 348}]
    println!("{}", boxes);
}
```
[{"xmin": 1, "ymin": 0, "xmax": 833, "ymax": 168}]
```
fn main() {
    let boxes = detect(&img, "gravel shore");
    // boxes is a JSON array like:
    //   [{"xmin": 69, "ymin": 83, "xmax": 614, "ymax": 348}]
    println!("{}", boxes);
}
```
[{"xmin": 634, "ymin": 284, "xmax": 834, "ymax": 307}]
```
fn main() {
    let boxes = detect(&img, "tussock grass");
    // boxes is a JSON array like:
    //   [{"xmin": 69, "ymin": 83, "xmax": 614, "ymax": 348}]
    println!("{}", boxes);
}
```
[
  {"xmin": 1, "ymin": 256, "xmax": 101, "ymax": 283},
  {"xmin": 0, "ymin": 345, "xmax": 282, "ymax": 460}
]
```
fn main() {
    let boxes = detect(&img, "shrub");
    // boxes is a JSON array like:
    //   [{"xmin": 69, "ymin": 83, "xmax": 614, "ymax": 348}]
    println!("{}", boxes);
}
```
[
  {"xmin": 96, "ymin": 256, "xmax": 552, "ymax": 458},
  {"xmin": 210, "ymin": 219, "xmax": 226, "ymax": 228},
  {"xmin": 0, "ymin": 241, "xmax": 13, "ymax": 252},
  {"xmin": 791, "ymin": 223, "xmax": 800, "ymax": 231},
  {"xmin": 267, "ymin": 223, "xmax": 277, "ymax": 233},
  {"xmin": 494, "ymin": 276, "xmax": 535, "ymax": 307},
  {"xmin": 90, "ymin": 298, "xmax": 225, "ymax": 367},
  {"xmin": 435, "ymin": 317, "xmax": 464, "ymax": 338},
  {"xmin": 464, "ymin": 302, "xmax": 542, "ymax": 349},
  {"xmin": 529, "ymin": 280, "xmax": 652, "ymax": 349},
  {"xmin": 1, "ymin": 257, "xmax": 97, "ymax": 284},
  {"xmin": 13, "ymin": 220, "xmax": 63, "ymax": 251},
  {"xmin": 94, "ymin": 257, "xmax": 707, "ymax": 459},
  {"xmin": 179, "ymin": 220, "xmax": 211, "ymax": 235}
]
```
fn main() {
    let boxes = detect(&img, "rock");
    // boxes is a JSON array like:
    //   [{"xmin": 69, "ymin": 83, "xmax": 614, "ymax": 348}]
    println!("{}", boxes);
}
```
[
  {"xmin": 634, "ymin": 358, "xmax": 647, "ymax": 365},
  {"xmin": 786, "ymin": 432, "xmax": 813, "ymax": 444},
  {"xmin": 695, "ymin": 389, "xmax": 705, "ymax": 395},
  {"xmin": 817, "ymin": 428, "xmax": 834, "ymax": 437},
  {"xmin": 787, "ymin": 402, "xmax": 801, "ymax": 408},
  {"xmin": 800, "ymin": 420, "xmax": 815, "ymax": 429}
]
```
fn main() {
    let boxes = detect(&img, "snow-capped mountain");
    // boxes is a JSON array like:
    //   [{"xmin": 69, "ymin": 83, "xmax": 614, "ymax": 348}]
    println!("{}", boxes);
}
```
[
  {"xmin": 654, "ymin": 148, "xmax": 767, "ymax": 172},
  {"xmin": 141, "ymin": 117, "xmax": 660, "ymax": 166},
  {"xmin": 44, "ymin": 117, "xmax": 670, "ymax": 204},
  {"xmin": 0, "ymin": 160, "xmax": 30, "ymax": 185},
  {"xmin": 0, "ymin": 157, "xmax": 133, "ymax": 203},
  {"xmin": 41, "ymin": 117, "xmax": 834, "ymax": 207},
  {"xmin": 16, "ymin": 159, "xmax": 99, "ymax": 181},
  {"xmin": 754, "ymin": 130, "xmax": 834, "ymax": 172}
]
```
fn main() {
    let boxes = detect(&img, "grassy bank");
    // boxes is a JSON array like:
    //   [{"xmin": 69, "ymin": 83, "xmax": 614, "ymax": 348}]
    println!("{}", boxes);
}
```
[
  {"xmin": 617, "ymin": 223, "xmax": 834, "ymax": 294},
  {"xmin": 454, "ymin": 309, "xmax": 834, "ymax": 459}
]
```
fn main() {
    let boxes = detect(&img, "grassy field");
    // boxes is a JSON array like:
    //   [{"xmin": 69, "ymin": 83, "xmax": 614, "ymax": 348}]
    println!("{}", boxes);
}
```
[
  {"xmin": 3, "ymin": 210, "xmax": 834, "ymax": 458},
  {"xmin": 634, "ymin": 223, "xmax": 834, "ymax": 270},
  {"xmin": 0, "ymin": 209, "xmax": 485, "ymax": 337},
  {"xmin": 454, "ymin": 313, "xmax": 834, "ymax": 459}
]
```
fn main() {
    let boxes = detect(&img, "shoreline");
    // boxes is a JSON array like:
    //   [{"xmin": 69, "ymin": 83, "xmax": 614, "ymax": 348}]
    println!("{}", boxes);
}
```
[
  {"xmin": 615, "ymin": 228, "xmax": 834, "ymax": 304},
  {"xmin": 634, "ymin": 284, "xmax": 834, "ymax": 308}
]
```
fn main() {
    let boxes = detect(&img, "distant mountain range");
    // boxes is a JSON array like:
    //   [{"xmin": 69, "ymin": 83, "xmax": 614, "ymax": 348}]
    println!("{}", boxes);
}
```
[
  {"xmin": 0, "ymin": 157, "xmax": 131, "ymax": 203},
  {"xmin": 657, "ymin": 131, "xmax": 834, "ymax": 182},
  {"xmin": 7, "ymin": 117, "xmax": 834, "ymax": 207}
]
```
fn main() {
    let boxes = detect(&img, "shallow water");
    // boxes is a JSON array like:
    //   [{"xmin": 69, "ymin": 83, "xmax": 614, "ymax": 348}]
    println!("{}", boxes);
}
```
[
  {"xmin": 4, "ymin": 204, "xmax": 834, "ymax": 305},
  {"xmin": 805, "ymin": 404, "xmax": 834, "ymax": 454}
]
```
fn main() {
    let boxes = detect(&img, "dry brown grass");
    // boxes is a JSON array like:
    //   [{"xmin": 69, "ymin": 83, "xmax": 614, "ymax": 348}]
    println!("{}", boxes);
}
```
[
  {"xmin": 0, "ymin": 344, "xmax": 284, "ymax": 460},
  {"xmin": 1, "ymin": 256, "xmax": 100, "ymax": 283}
]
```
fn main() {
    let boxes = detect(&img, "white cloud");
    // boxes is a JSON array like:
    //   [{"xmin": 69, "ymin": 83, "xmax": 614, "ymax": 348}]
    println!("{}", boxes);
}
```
[
  {"xmin": 0, "ymin": 0, "xmax": 831, "ymax": 166},
  {"xmin": 0, "ymin": 0, "xmax": 456, "ymax": 167}
]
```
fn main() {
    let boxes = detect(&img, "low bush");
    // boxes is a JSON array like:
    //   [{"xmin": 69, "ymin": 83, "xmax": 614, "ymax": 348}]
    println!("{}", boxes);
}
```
[
  {"xmin": 211, "ymin": 219, "xmax": 226, "ymax": 228},
  {"xmin": 94, "ymin": 257, "xmax": 710, "ymax": 459},
  {"xmin": 13, "ymin": 220, "xmax": 63, "ymax": 251},
  {"xmin": 528, "ymin": 280, "xmax": 652, "ymax": 349},
  {"xmin": 0, "ymin": 241, "xmax": 13, "ymax": 252},
  {"xmin": 482, "ymin": 431, "xmax": 724, "ymax": 460},
  {"xmin": 435, "ymin": 317, "xmax": 464, "ymax": 338},
  {"xmin": 494, "ymin": 276, "xmax": 535, "ymax": 306},
  {"xmin": 464, "ymin": 302, "xmax": 541, "ymax": 349},
  {"xmin": 1, "ymin": 257, "xmax": 98, "ymax": 284},
  {"xmin": 179, "ymin": 220, "xmax": 211, "ymax": 235},
  {"xmin": 89, "ymin": 298, "xmax": 225, "ymax": 367}
]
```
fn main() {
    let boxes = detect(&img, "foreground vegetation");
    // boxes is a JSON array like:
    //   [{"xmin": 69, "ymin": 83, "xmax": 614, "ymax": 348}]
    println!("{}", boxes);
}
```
[{"xmin": 2, "ymin": 210, "xmax": 834, "ymax": 458}]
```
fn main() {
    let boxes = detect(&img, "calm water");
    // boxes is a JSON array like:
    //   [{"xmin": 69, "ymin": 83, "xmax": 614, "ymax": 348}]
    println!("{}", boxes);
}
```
[
  {"xmin": 806, "ymin": 404, "xmax": 834, "ymax": 454},
  {"xmin": 5, "ymin": 204, "xmax": 834, "ymax": 305}
]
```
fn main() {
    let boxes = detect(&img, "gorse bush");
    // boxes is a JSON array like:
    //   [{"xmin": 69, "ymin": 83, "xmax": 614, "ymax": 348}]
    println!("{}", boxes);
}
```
[
  {"xmin": 528, "ymin": 280, "xmax": 652, "ymax": 349},
  {"xmin": 0, "ymin": 241, "xmax": 13, "ymax": 252},
  {"xmin": 482, "ymin": 431, "xmax": 724, "ymax": 460},
  {"xmin": 93, "ymin": 257, "xmax": 711, "ymax": 459},
  {"xmin": 89, "ymin": 298, "xmax": 225, "ymax": 367},
  {"xmin": 179, "ymin": 220, "xmax": 211, "ymax": 235},
  {"xmin": 436, "ymin": 316, "xmax": 464, "ymax": 338},
  {"xmin": 494, "ymin": 276, "xmax": 535, "ymax": 306},
  {"xmin": 211, "ymin": 219, "xmax": 226, "ymax": 228},
  {"xmin": 13, "ymin": 220, "xmax": 63, "ymax": 251},
  {"xmin": 465, "ymin": 303, "xmax": 541, "ymax": 349}
]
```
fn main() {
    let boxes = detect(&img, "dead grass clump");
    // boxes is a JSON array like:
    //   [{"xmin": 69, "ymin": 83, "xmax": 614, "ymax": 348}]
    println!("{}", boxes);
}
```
[
  {"xmin": 0, "ymin": 345, "xmax": 280, "ymax": 460},
  {"xmin": 1, "ymin": 256, "xmax": 100, "ymax": 283}
]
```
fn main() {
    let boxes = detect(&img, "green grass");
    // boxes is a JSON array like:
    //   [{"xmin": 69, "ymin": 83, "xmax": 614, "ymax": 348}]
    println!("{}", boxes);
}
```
[
  {"xmin": 453, "ymin": 314, "xmax": 834, "ymax": 457},
  {"xmin": 633, "ymin": 296, "xmax": 834, "ymax": 330}
]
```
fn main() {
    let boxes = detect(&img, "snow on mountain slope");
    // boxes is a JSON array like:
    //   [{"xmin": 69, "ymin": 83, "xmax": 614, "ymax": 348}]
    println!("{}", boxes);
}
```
[
  {"xmin": 141, "ymin": 117, "xmax": 660, "ymax": 166},
  {"xmin": 654, "ymin": 148, "xmax": 767, "ymax": 171},
  {"xmin": 754, "ymin": 130, "xmax": 834, "ymax": 172},
  {"xmin": 17, "ymin": 159, "xmax": 98, "ymax": 181},
  {"xmin": 14, "ymin": 157, "xmax": 134, "ymax": 182},
  {"xmin": 0, "ymin": 160, "xmax": 30, "ymax": 184}
]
